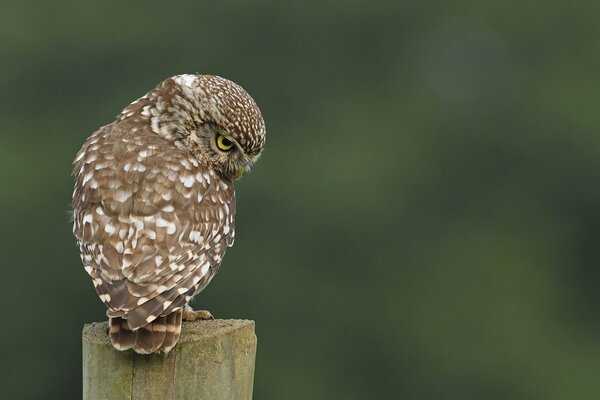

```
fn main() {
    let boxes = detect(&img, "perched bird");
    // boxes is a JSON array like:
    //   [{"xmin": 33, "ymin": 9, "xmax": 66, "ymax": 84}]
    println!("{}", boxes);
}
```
[{"xmin": 72, "ymin": 74, "xmax": 265, "ymax": 353}]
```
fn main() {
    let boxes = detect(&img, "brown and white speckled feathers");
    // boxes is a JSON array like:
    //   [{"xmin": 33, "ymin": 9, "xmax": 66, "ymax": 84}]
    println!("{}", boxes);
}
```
[{"xmin": 72, "ymin": 74, "xmax": 265, "ymax": 353}]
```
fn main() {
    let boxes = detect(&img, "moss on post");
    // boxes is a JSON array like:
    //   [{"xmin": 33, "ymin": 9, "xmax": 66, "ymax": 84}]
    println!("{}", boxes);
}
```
[{"xmin": 83, "ymin": 319, "xmax": 257, "ymax": 400}]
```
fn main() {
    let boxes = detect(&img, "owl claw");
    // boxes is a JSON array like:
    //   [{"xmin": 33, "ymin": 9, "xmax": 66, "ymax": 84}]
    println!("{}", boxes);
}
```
[{"xmin": 183, "ymin": 307, "xmax": 214, "ymax": 321}]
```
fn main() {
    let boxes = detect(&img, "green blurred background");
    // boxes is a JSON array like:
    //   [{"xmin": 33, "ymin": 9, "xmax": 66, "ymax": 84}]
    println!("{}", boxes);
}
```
[{"xmin": 1, "ymin": 1, "xmax": 599, "ymax": 399}]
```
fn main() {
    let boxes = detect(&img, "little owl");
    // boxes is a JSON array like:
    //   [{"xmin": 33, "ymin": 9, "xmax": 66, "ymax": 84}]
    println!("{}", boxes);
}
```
[{"xmin": 72, "ymin": 74, "xmax": 265, "ymax": 353}]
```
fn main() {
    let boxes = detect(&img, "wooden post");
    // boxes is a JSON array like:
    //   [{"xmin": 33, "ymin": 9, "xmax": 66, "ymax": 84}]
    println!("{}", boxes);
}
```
[{"xmin": 82, "ymin": 319, "xmax": 257, "ymax": 400}]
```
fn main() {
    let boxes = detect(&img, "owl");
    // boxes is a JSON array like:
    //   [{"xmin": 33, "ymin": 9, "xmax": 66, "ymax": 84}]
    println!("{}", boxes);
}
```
[{"xmin": 72, "ymin": 74, "xmax": 265, "ymax": 354}]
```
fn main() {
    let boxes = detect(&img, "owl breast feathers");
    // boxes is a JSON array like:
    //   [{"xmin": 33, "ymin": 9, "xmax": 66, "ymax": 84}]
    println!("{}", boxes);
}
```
[{"xmin": 72, "ymin": 74, "xmax": 265, "ymax": 353}]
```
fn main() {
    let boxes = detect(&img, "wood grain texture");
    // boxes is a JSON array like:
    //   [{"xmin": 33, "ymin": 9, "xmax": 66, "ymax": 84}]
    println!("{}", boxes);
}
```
[{"xmin": 83, "ymin": 319, "xmax": 257, "ymax": 400}]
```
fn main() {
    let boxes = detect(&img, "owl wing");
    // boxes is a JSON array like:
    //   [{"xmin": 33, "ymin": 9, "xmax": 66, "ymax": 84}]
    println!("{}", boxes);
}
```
[{"xmin": 73, "ymin": 126, "xmax": 235, "ymax": 330}]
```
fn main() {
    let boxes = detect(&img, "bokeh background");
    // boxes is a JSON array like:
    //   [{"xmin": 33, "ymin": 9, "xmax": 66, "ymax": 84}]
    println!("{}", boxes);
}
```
[{"xmin": 1, "ymin": 1, "xmax": 599, "ymax": 399}]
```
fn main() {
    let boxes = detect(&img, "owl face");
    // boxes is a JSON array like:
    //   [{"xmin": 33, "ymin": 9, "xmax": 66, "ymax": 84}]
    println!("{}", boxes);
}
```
[
  {"xmin": 122, "ymin": 74, "xmax": 265, "ymax": 180},
  {"xmin": 187, "ymin": 121, "xmax": 260, "ymax": 180},
  {"xmin": 180, "ymin": 74, "xmax": 265, "ymax": 180}
]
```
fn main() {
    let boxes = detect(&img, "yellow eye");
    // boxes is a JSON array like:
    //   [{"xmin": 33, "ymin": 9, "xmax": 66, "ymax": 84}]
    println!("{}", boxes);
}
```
[{"xmin": 216, "ymin": 134, "xmax": 234, "ymax": 151}]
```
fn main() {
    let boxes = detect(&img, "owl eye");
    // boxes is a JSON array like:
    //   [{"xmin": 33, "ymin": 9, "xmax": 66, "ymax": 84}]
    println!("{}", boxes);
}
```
[{"xmin": 216, "ymin": 134, "xmax": 234, "ymax": 151}]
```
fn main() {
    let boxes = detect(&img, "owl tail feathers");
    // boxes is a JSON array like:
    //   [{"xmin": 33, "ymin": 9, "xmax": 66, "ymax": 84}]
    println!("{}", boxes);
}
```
[
  {"xmin": 109, "ymin": 309, "xmax": 183, "ymax": 354},
  {"xmin": 108, "ymin": 316, "xmax": 137, "ymax": 351}
]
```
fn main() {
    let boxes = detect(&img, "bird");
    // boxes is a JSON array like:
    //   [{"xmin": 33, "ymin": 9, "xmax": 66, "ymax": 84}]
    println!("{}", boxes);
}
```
[{"xmin": 72, "ymin": 74, "xmax": 265, "ymax": 354}]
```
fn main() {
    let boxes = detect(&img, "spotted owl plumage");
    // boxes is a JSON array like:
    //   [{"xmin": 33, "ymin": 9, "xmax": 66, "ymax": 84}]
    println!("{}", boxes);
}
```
[{"xmin": 72, "ymin": 74, "xmax": 265, "ymax": 353}]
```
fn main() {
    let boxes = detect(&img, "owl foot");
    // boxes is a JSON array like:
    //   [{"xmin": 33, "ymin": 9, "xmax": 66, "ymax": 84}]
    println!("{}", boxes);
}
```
[{"xmin": 183, "ymin": 306, "xmax": 214, "ymax": 321}]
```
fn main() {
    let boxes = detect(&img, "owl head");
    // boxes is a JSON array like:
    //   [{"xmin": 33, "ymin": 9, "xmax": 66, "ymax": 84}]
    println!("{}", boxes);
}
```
[{"xmin": 122, "ymin": 74, "xmax": 266, "ymax": 180}]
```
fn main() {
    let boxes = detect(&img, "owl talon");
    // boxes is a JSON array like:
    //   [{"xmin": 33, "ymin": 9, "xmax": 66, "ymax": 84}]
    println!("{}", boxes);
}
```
[{"xmin": 183, "ymin": 308, "xmax": 214, "ymax": 321}]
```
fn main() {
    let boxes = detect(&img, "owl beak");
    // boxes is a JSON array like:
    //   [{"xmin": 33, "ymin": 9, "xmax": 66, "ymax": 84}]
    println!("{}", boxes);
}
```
[{"xmin": 233, "ymin": 167, "xmax": 247, "ymax": 180}]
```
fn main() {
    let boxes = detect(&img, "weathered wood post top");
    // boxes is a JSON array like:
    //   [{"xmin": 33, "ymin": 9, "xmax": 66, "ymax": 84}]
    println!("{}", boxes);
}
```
[{"xmin": 83, "ymin": 319, "xmax": 257, "ymax": 400}]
